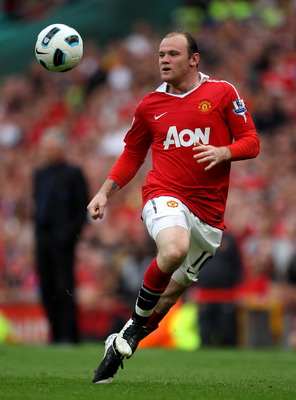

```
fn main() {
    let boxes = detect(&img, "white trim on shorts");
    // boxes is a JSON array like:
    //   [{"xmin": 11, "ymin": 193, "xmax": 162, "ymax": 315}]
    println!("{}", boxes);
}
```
[{"xmin": 142, "ymin": 196, "xmax": 223, "ymax": 287}]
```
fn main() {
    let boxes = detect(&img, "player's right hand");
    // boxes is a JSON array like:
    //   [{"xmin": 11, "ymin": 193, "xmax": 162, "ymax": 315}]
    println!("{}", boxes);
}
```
[{"xmin": 87, "ymin": 193, "xmax": 107, "ymax": 220}]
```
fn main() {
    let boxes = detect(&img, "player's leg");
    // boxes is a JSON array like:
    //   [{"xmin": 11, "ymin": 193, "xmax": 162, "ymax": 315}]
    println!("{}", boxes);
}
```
[
  {"xmin": 115, "ymin": 224, "xmax": 190, "ymax": 357},
  {"xmin": 136, "ymin": 224, "xmax": 190, "ymax": 320},
  {"xmin": 147, "ymin": 214, "xmax": 223, "ymax": 334},
  {"xmin": 92, "ymin": 197, "xmax": 190, "ymax": 382},
  {"xmin": 115, "ymin": 197, "xmax": 191, "ymax": 357},
  {"xmin": 146, "ymin": 278, "xmax": 188, "ymax": 331},
  {"xmin": 92, "ymin": 225, "xmax": 189, "ymax": 383}
]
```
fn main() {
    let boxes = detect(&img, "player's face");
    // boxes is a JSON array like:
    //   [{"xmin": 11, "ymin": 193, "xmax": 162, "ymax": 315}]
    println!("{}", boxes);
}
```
[{"xmin": 158, "ymin": 35, "xmax": 197, "ymax": 86}]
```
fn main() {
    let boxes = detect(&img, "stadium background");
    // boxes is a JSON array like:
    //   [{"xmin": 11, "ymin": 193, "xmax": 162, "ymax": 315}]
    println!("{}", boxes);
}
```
[{"xmin": 0, "ymin": 0, "xmax": 295, "ymax": 348}]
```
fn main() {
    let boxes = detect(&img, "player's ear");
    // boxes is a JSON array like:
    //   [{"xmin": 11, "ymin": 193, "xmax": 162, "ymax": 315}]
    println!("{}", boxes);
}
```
[{"xmin": 191, "ymin": 52, "xmax": 199, "ymax": 68}]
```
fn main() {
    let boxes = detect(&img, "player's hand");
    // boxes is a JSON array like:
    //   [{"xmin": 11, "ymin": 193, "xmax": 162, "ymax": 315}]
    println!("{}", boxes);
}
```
[
  {"xmin": 87, "ymin": 192, "xmax": 108, "ymax": 220},
  {"xmin": 87, "ymin": 179, "xmax": 120, "ymax": 220},
  {"xmin": 193, "ymin": 143, "xmax": 232, "ymax": 171}
]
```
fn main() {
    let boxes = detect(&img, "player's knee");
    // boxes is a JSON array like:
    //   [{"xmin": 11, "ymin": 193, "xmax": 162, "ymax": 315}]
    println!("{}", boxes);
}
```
[{"xmin": 158, "ymin": 244, "xmax": 188, "ymax": 273}]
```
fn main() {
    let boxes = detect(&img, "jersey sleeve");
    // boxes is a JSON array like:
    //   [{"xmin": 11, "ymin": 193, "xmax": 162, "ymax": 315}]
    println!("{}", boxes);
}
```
[
  {"xmin": 228, "ymin": 129, "xmax": 260, "ymax": 160},
  {"xmin": 224, "ymin": 83, "xmax": 260, "ymax": 160},
  {"xmin": 108, "ymin": 102, "xmax": 152, "ymax": 187}
]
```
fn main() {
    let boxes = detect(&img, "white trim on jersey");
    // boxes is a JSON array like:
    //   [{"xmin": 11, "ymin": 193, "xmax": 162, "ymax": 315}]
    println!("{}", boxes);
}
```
[
  {"xmin": 207, "ymin": 79, "xmax": 240, "ymax": 97},
  {"xmin": 207, "ymin": 79, "xmax": 247, "ymax": 122},
  {"xmin": 156, "ymin": 72, "xmax": 209, "ymax": 97}
]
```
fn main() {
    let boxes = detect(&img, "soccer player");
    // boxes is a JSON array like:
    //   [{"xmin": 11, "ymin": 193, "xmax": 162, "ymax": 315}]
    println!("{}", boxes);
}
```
[{"xmin": 88, "ymin": 30, "xmax": 260, "ymax": 383}]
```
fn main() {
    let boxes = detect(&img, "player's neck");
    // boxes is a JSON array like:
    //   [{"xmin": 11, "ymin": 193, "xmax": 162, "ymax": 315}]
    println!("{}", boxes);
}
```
[{"xmin": 166, "ymin": 74, "xmax": 201, "ymax": 95}]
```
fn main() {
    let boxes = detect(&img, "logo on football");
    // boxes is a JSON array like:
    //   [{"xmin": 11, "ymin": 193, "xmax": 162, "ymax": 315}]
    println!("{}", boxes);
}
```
[{"xmin": 35, "ymin": 24, "xmax": 83, "ymax": 72}]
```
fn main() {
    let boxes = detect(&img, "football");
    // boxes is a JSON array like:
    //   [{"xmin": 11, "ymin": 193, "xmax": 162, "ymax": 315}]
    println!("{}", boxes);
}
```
[{"xmin": 35, "ymin": 23, "xmax": 83, "ymax": 72}]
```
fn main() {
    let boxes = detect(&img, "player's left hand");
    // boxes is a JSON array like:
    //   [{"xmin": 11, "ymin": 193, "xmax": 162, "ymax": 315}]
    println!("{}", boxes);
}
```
[{"xmin": 193, "ymin": 143, "xmax": 232, "ymax": 171}]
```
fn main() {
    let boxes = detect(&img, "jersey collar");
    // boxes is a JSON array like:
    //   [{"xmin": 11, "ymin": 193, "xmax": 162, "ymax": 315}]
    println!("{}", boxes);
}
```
[{"xmin": 156, "ymin": 72, "xmax": 209, "ymax": 97}]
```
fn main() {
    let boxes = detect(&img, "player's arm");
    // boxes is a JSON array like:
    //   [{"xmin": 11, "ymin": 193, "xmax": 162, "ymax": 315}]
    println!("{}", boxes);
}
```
[
  {"xmin": 224, "ymin": 85, "xmax": 260, "ymax": 162},
  {"xmin": 225, "ymin": 128, "xmax": 260, "ymax": 161},
  {"xmin": 193, "ymin": 84, "xmax": 260, "ymax": 170},
  {"xmin": 193, "ymin": 128, "xmax": 260, "ymax": 170},
  {"xmin": 87, "ymin": 147, "xmax": 148, "ymax": 219}
]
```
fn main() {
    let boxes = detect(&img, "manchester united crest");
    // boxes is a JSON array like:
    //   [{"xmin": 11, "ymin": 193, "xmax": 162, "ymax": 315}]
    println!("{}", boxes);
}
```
[
  {"xmin": 167, "ymin": 200, "xmax": 179, "ymax": 208},
  {"xmin": 198, "ymin": 100, "xmax": 212, "ymax": 113}
]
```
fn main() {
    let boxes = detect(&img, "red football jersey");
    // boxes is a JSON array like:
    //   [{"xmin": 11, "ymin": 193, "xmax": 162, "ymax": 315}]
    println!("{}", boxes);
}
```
[{"xmin": 109, "ymin": 73, "xmax": 260, "ymax": 229}]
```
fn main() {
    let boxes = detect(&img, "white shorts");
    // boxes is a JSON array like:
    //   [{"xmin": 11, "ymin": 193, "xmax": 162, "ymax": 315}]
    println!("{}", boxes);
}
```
[{"xmin": 142, "ymin": 196, "xmax": 223, "ymax": 287}]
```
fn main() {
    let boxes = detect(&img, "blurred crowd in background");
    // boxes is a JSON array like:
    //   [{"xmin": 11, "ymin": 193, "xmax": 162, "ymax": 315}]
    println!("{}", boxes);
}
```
[{"xmin": 0, "ymin": 0, "xmax": 296, "ymax": 343}]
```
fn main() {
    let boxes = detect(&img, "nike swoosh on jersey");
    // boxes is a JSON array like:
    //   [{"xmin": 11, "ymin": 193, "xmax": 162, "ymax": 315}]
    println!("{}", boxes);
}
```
[{"xmin": 154, "ymin": 112, "xmax": 168, "ymax": 120}]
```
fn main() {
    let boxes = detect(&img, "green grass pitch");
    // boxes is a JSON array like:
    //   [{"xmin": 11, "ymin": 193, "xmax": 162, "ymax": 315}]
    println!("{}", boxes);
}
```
[{"xmin": 0, "ymin": 343, "xmax": 296, "ymax": 400}]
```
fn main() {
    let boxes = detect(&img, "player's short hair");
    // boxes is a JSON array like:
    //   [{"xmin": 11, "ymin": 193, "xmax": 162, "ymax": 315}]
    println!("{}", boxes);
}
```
[{"xmin": 164, "ymin": 30, "xmax": 199, "ymax": 59}]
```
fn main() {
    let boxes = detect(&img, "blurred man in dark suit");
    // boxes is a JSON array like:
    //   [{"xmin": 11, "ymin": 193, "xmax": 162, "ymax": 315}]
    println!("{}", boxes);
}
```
[{"xmin": 33, "ymin": 128, "xmax": 89, "ymax": 344}]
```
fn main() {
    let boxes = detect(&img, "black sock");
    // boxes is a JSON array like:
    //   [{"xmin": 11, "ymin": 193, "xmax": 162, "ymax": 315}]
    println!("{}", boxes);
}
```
[{"xmin": 132, "ymin": 281, "xmax": 163, "ymax": 325}]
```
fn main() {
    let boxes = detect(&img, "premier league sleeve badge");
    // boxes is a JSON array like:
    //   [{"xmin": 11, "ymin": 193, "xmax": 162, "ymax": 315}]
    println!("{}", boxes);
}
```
[{"xmin": 232, "ymin": 98, "xmax": 247, "ymax": 116}]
